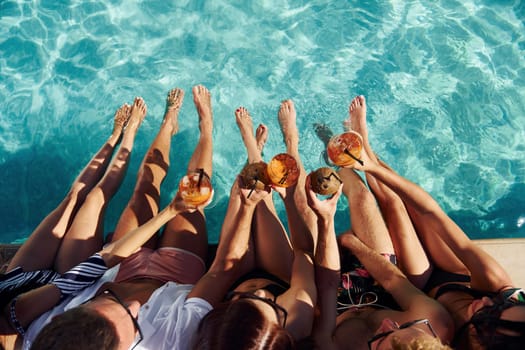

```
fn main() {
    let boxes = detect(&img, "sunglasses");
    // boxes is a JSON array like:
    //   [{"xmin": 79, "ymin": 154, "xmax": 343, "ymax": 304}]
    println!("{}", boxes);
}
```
[
  {"xmin": 226, "ymin": 291, "xmax": 288, "ymax": 328},
  {"xmin": 85, "ymin": 289, "xmax": 144, "ymax": 350},
  {"xmin": 367, "ymin": 319, "xmax": 437, "ymax": 350}
]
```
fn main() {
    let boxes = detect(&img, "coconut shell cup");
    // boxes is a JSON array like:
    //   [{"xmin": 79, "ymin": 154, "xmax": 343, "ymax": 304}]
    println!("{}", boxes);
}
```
[
  {"xmin": 267, "ymin": 153, "xmax": 299, "ymax": 188},
  {"xmin": 240, "ymin": 161, "xmax": 270, "ymax": 191},
  {"xmin": 309, "ymin": 167, "xmax": 342, "ymax": 196}
]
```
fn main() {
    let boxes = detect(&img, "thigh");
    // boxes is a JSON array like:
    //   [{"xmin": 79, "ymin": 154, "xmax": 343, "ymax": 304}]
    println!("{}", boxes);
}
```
[
  {"xmin": 159, "ymin": 210, "xmax": 208, "ymax": 263},
  {"xmin": 406, "ymin": 207, "xmax": 469, "ymax": 275},
  {"xmin": 252, "ymin": 195, "xmax": 293, "ymax": 283}
]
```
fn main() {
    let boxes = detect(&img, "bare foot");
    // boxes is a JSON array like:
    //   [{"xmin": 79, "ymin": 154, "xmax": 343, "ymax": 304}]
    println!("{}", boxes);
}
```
[
  {"xmin": 192, "ymin": 85, "xmax": 212, "ymax": 135},
  {"xmin": 164, "ymin": 88, "xmax": 184, "ymax": 136},
  {"xmin": 278, "ymin": 99, "xmax": 299, "ymax": 153},
  {"xmin": 345, "ymin": 95, "xmax": 378, "ymax": 163},
  {"xmin": 112, "ymin": 103, "xmax": 131, "ymax": 136},
  {"xmin": 345, "ymin": 95, "xmax": 368, "ymax": 143},
  {"xmin": 235, "ymin": 106, "xmax": 262, "ymax": 163},
  {"xmin": 255, "ymin": 123, "xmax": 268, "ymax": 154},
  {"xmin": 125, "ymin": 97, "xmax": 147, "ymax": 134}
]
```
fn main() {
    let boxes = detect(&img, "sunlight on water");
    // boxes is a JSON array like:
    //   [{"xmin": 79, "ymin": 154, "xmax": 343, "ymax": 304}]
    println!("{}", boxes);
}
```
[{"xmin": 1, "ymin": 0, "xmax": 524, "ymax": 243}]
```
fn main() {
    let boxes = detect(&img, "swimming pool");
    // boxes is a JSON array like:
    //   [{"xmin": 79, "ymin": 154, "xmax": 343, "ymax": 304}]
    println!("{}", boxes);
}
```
[{"xmin": 1, "ymin": 0, "xmax": 524, "ymax": 243}]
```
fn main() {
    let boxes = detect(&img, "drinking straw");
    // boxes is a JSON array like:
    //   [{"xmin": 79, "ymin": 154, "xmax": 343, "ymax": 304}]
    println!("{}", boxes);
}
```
[
  {"xmin": 248, "ymin": 176, "xmax": 258, "ymax": 198},
  {"xmin": 278, "ymin": 172, "xmax": 289, "ymax": 185},
  {"xmin": 197, "ymin": 168, "xmax": 204, "ymax": 188},
  {"xmin": 344, "ymin": 149, "xmax": 364, "ymax": 166},
  {"xmin": 323, "ymin": 171, "xmax": 342, "ymax": 184}
]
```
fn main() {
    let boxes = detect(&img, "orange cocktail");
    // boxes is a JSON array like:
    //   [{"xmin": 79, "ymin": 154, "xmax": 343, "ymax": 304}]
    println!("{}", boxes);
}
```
[
  {"xmin": 178, "ymin": 169, "xmax": 213, "ymax": 206},
  {"xmin": 267, "ymin": 153, "xmax": 299, "ymax": 188},
  {"xmin": 326, "ymin": 131, "xmax": 363, "ymax": 167}
]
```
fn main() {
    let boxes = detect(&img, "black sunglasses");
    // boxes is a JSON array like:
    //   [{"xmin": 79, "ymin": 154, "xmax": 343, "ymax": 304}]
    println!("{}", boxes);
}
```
[
  {"xmin": 85, "ymin": 289, "xmax": 144, "ymax": 350},
  {"xmin": 367, "ymin": 319, "xmax": 437, "ymax": 350},
  {"xmin": 226, "ymin": 291, "xmax": 288, "ymax": 328}
]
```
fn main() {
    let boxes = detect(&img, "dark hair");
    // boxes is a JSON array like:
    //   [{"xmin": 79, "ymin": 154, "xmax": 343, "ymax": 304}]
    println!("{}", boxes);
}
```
[
  {"xmin": 31, "ymin": 307, "xmax": 118, "ymax": 350},
  {"xmin": 454, "ymin": 301, "xmax": 525, "ymax": 350},
  {"xmin": 194, "ymin": 299, "xmax": 294, "ymax": 350}
]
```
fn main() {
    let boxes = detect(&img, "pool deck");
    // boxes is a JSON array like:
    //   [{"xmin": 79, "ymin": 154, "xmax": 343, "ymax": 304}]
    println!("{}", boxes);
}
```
[{"xmin": 1, "ymin": 239, "xmax": 524, "ymax": 286}]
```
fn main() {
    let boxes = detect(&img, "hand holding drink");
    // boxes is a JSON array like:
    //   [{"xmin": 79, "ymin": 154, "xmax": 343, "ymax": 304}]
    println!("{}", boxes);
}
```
[
  {"xmin": 240, "ymin": 161, "xmax": 270, "ymax": 198},
  {"xmin": 327, "ymin": 131, "xmax": 364, "ymax": 167},
  {"xmin": 178, "ymin": 169, "xmax": 213, "ymax": 206},
  {"xmin": 309, "ymin": 167, "xmax": 342, "ymax": 196}
]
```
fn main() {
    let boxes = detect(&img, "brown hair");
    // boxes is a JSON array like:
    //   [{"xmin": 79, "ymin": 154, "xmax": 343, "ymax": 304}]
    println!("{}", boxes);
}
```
[
  {"xmin": 30, "ymin": 307, "xmax": 118, "ymax": 350},
  {"xmin": 194, "ymin": 299, "xmax": 294, "ymax": 350}
]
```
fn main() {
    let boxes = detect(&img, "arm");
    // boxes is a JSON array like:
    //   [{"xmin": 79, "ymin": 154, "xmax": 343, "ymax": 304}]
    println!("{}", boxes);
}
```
[
  {"xmin": 354, "ymin": 152, "xmax": 513, "ymax": 291},
  {"xmin": 5, "ymin": 285, "xmax": 61, "ymax": 332},
  {"xmin": 305, "ymin": 176, "xmax": 342, "ymax": 349},
  {"xmin": 99, "ymin": 192, "xmax": 191, "ymax": 267},
  {"xmin": 339, "ymin": 231, "xmax": 454, "ymax": 342},
  {"xmin": 273, "ymin": 178, "xmax": 324, "ymax": 339},
  {"xmin": 188, "ymin": 177, "xmax": 269, "ymax": 306}
]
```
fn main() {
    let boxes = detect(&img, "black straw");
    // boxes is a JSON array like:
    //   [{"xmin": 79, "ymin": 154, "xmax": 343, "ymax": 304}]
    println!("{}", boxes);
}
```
[
  {"xmin": 248, "ymin": 176, "xmax": 258, "ymax": 198},
  {"xmin": 344, "ymin": 149, "xmax": 364, "ymax": 166},
  {"xmin": 197, "ymin": 168, "xmax": 204, "ymax": 188}
]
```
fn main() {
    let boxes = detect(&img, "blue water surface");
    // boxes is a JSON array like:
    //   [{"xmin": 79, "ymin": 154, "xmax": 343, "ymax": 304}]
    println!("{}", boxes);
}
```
[{"xmin": 1, "ymin": 0, "xmax": 524, "ymax": 244}]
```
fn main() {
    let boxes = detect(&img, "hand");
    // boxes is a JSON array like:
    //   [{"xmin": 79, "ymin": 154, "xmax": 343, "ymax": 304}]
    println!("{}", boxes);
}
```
[
  {"xmin": 238, "ymin": 176, "xmax": 271, "ymax": 206},
  {"xmin": 342, "ymin": 148, "xmax": 372, "ymax": 172},
  {"xmin": 272, "ymin": 182, "xmax": 295, "ymax": 201},
  {"xmin": 169, "ymin": 191, "xmax": 199, "ymax": 213},
  {"xmin": 305, "ymin": 174, "xmax": 342, "ymax": 220}
]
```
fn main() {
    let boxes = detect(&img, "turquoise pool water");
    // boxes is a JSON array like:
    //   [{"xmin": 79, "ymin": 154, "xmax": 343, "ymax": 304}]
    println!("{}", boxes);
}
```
[{"xmin": 1, "ymin": 0, "xmax": 524, "ymax": 244}]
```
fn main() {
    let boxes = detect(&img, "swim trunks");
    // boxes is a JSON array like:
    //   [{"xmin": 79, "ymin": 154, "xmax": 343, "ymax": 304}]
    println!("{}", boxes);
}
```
[
  {"xmin": 0, "ymin": 268, "xmax": 59, "ymax": 309},
  {"xmin": 115, "ymin": 247, "xmax": 206, "ymax": 285},
  {"xmin": 337, "ymin": 251, "xmax": 399, "ymax": 312}
]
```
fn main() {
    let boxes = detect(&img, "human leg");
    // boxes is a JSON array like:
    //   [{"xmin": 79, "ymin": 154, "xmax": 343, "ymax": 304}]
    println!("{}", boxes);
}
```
[
  {"xmin": 338, "ymin": 167, "xmax": 395, "ymax": 255},
  {"xmin": 344, "ymin": 95, "xmax": 467, "ymax": 275},
  {"xmin": 54, "ymin": 98, "xmax": 146, "ymax": 273},
  {"xmin": 159, "ymin": 85, "xmax": 213, "ymax": 261},
  {"xmin": 236, "ymin": 106, "xmax": 293, "ymax": 282},
  {"xmin": 111, "ymin": 89, "xmax": 183, "ymax": 251},
  {"xmin": 8, "ymin": 104, "xmax": 131, "ymax": 272},
  {"xmin": 277, "ymin": 99, "xmax": 317, "ymax": 254},
  {"xmin": 345, "ymin": 95, "xmax": 433, "ymax": 288}
]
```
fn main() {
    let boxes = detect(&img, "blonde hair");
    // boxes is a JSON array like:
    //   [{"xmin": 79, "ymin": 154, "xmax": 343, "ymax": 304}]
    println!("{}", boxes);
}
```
[{"xmin": 390, "ymin": 336, "xmax": 452, "ymax": 350}]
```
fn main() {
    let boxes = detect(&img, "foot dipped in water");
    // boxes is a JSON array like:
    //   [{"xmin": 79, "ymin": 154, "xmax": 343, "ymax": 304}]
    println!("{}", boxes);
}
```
[
  {"xmin": 164, "ymin": 88, "xmax": 184, "ymax": 136},
  {"xmin": 192, "ymin": 85, "xmax": 213, "ymax": 136}
]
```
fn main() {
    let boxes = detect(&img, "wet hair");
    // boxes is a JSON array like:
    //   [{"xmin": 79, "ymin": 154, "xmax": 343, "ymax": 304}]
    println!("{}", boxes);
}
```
[
  {"xmin": 390, "ymin": 336, "xmax": 452, "ymax": 350},
  {"xmin": 194, "ymin": 299, "xmax": 295, "ymax": 350},
  {"xmin": 31, "ymin": 307, "xmax": 118, "ymax": 350},
  {"xmin": 454, "ymin": 300, "xmax": 525, "ymax": 350}
]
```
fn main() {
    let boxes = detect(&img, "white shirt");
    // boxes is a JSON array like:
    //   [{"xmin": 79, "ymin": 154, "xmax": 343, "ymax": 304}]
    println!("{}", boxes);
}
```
[
  {"xmin": 134, "ymin": 282, "xmax": 212, "ymax": 350},
  {"xmin": 23, "ymin": 266, "xmax": 212, "ymax": 350}
]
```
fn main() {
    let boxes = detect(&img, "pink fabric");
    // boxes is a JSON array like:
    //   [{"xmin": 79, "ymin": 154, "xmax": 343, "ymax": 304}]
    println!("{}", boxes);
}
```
[{"xmin": 115, "ymin": 247, "xmax": 205, "ymax": 284}]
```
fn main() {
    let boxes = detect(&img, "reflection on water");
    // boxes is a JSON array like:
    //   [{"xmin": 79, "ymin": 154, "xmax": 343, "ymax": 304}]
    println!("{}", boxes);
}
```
[{"xmin": 0, "ymin": 0, "xmax": 524, "ymax": 243}]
